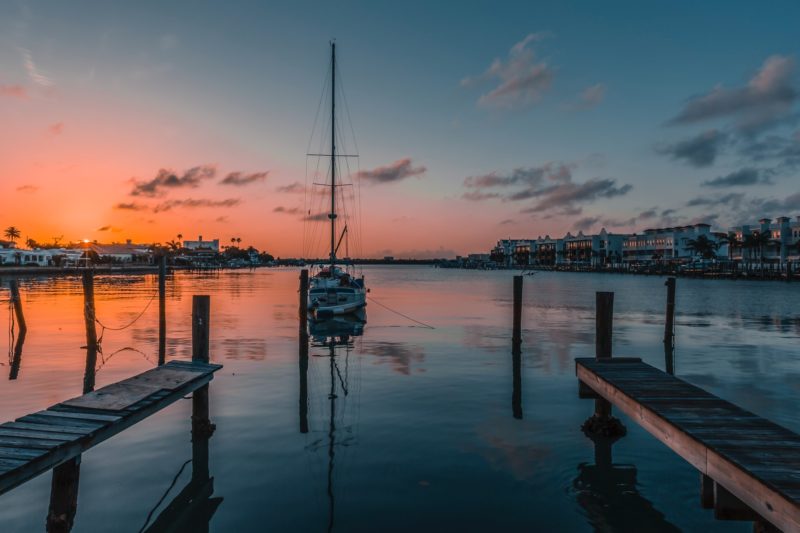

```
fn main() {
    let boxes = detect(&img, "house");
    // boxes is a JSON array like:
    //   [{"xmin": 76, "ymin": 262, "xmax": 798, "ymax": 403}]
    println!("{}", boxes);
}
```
[
  {"xmin": 89, "ymin": 241, "xmax": 153, "ymax": 263},
  {"xmin": 183, "ymin": 235, "xmax": 220, "ymax": 253},
  {"xmin": 729, "ymin": 216, "xmax": 800, "ymax": 263},
  {"xmin": 622, "ymin": 224, "xmax": 722, "ymax": 263}
]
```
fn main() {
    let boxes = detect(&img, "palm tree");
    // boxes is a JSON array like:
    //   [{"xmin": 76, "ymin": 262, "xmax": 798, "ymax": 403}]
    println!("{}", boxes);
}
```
[
  {"xmin": 4, "ymin": 226, "xmax": 21, "ymax": 243},
  {"xmin": 25, "ymin": 238, "xmax": 38, "ymax": 249},
  {"xmin": 177, "ymin": 233, "xmax": 183, "ymax": 241},
  {"xmin": 685, "ymin": 234, "xmax": 719, "ymax": 260},
  {"xmin": 230, "ymin": 237, "xmax": 236, "ymax": 248},
  {"xmin": 166, "ymin": 240, "xmax": 181, "ymax": 252},
  {"xmin": 236, "ymin": 237, "xmax": 242, "ymax": 247}
]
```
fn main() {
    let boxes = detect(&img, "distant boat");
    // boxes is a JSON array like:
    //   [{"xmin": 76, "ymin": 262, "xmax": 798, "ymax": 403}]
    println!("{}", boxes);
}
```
[{"xmin": 307, "ymin": 41, "xmax": 367, "ymax": 319}]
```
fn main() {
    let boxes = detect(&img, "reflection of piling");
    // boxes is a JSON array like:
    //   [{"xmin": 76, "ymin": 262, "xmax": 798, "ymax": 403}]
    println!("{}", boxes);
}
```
[
  {"xmin": 192, "ymin": 295, "xmax": 210, "ymax": 363},
  {"xmin": 664, "ymin": 277, "xmax": 676, "ymax": 346},
  {"xmin": 81, "ymin": 271, "xmax": 98, "ymax": 394},
  {"xmin": 46, "ymin": 456, "xmax": 81, "ymax": 533},
  {"xmin": 512, "ymin": 275, "xmax": 522, "ymax": 344},
  {"xmin": 158, "ymin": 255, "xmax": 167, "ymax": 366},
  {"xmin": 299, "ymin": 269, "xmax": 309, "ymax": 331},
  {"xmin": 581, "ymin": 292, "xmax": 625, "ymax": 438},
  {"xmin": 9, "ymin": 280, "xmax": 27, "ymax": 334},
  {"xmin": 299, "ymin": 330, "xmax": 309, "ymax": 433}
]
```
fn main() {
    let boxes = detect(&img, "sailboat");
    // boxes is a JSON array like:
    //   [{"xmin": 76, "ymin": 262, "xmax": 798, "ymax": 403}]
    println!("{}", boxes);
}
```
[{"xmin": 307, "ymin": 41, "xmax": 367, "ymax": 319}]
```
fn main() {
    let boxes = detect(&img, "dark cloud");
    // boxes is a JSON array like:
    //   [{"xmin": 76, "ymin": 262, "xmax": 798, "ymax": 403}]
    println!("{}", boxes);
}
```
[
  {"xmin": 524, "ymin": 178, "xmax": 632, "ymax": 213},
  {"xmin": 215, "ymin": 216, "xmax": 229, "ymax": 223},
  {"xmin": 686, "ymin": 192, "xmax": 745, "ymax": 207},
  {"xmin": 461, "ymin": 33, "xmax": 554, "ymax": 110},
  {"xmin": 702, "ymin": 167, "xmax": 772, "ymax": 188},
  {"xmin": 0, "ymin": 84, "xmax": 27, "ymax": 99},
  {"xmin": 357, "ymin": 158, "xmax": 426, "ymax": 184},
  {"xmin": 304, "ymin": 212, "xmax": 329, "ymax": 222},
  {"xmin": 499, "ymin": 219, "xmax": 515, "ymax": 225},
  {"xmin": 573, "ymin": 216, "xmax": 601, "ymax": 232},
  {"xmin": 153, "ymin": 198, "xmax": 240, "ymax": 213},
  {"xmin": 750, "ymin": 192, "xmax": 800, "ymax": 215},
  {"xmin": 661, "ymin": 208, "xmax": 677, "ymax": 217},
  {"xmin": 16, "ymin": 184, "xmax": 37, "ymax": 193},
  {"xmin": 97, "ymin": 225, "xmax": 121, "ymax": 232},
  {"xmin": 114, "ymin": 202, "xmax": 147, "ymax": 211},
  {"xmin": 462, "ymin": 191, "xmax": 501, "ymax": 201},
  {"xmin": 669, "ymin": 55, "xmax": 797, "ymax": 132},
  {"xmin": 464, "ymin": 163, "xmax": 572, "ymax": 190},
  {"xmin": 130, "ymin": 165, "xmax": 216, "ymax": 197},
  {"xmin": 273, "ymin": 206, "xmax": 301, "ymax": 215},
  {"xmin": 656, "ymin": 129, "xmax": 727, "ymax": 167},
  {"xmin": 638, "ymin": 208, "xmax": 658, "ymax": 219},
  {"xmin": 276, "ymin": 182, "xmax": 305, "ymax": 194},
  {"xmin": 739, "ymin": 131, "xmax": 800, "ymax": 172},
  {"xmin": 219, "ymin": 171, "xmax": 268, "ymax": 186}
]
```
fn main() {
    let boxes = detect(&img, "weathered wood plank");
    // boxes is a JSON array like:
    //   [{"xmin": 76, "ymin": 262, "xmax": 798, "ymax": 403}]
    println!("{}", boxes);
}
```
[
  {"xmin": 2, "ymin": 422, "xmax": 89, "ymax": 436},
  {"xmin": 576, "ymin": 357, "xmax": 800, "ymax": 532},
  {"xmin": 35, "ymin": 410, "xmax": 122, "ymax": 423},
  {"xmin": 0, "ymin": 428, "xmax": 75, "ymax": 442}
]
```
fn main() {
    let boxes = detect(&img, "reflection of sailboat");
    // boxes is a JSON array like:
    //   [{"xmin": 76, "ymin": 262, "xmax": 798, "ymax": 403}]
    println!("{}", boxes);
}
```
[
  {"xmin": 303, "ymin": 314, "xmax": 364, "ymax": 532},
  {"xmin": 306, "ymin": 41, "xmax": 367, "ymax": 319}
]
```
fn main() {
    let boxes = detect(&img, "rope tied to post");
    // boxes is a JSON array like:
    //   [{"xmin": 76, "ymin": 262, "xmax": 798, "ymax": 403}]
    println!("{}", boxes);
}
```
[{"xmin": 94, "ymin": 289, "xmax": 159, "ymax": 344}]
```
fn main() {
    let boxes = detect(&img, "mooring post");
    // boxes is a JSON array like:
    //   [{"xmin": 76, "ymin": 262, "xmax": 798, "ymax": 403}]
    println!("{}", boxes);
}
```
[
  {"xmin": 512, "ymin": 275, "xmax": 523, "ymax": 345},
  {"xmin": 581, "ymin": 292, "xmax": 625, "ymax": 438},
  {"xmin": 299, "ymin": 269, "xmax": 309, "ymax": 329},
  {"xmin": 664, "ymin": 277, "xmax": 676, "ymax": 346},
  {"xmin": 158, "ymin": 255, "xmax": 167, "ymax": 365},
  {"xmin": 81, "ymin": 271, "xmax": 98, "ymax": 394},
  {"xmin": 9, "ymin": 279, "xmax": 27, "ymax": 334},
  {"xmin": 192, "ymin": 295, "xmax": 215, "ymax": 451},
  {"xmin": 46, "ymin": 456, "xmax": 81, "ymax": 533}
]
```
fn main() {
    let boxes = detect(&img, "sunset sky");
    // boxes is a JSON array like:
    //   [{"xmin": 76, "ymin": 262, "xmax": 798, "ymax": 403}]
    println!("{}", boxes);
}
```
[{"xmin": 2, "ymin": 1, "xmax": 799, "ymax": 258}]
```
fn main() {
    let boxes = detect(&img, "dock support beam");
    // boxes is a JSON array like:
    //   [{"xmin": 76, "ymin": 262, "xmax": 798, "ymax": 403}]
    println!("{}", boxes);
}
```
[
  {"xmin": 299, "ymin": 269, "xmax": 309, "ymax": 330},
  {"xmin": 46, "ymin": 456, "xmax": 81, "ymax": 533},
  {"xmin": 192, "ymin": 295, "xmax": 215, "ymax": 440},
  {"xmin": 158, "ymin": 255, "xmax": 167, "ymax": 366},
  {"xmin": 581, "ymin": 292, "xmax": 625, "ymax": 438},
  {"xmin": 512, "ymin": 275, "xmax": 522, "ymax": 346},
  {"xmin": 8, "ymin": 280, "xmax": 26, "ymax": 380}
]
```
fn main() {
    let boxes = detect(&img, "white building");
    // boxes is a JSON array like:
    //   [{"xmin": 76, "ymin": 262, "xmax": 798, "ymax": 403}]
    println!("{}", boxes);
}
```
[
  {"xmin": 183, "ymin": 235, "xmax": 220, "ymax": 253},
  {"xmin": 622, "ymin": 224, "xmax": 724, "ymax": 263},
  {"xmin": 729, "ymin": 216, "xmax": 800, "ymax": 263}
]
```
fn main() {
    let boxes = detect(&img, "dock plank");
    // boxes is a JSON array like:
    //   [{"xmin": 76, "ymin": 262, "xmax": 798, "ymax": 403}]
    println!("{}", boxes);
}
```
[
  {"xmin": 577, "ymin": 357, "xmax": 800, "ymax": 532},
  {"xmin": 0, "ymin": 360, "xmax": 222, "ymax": 496}
]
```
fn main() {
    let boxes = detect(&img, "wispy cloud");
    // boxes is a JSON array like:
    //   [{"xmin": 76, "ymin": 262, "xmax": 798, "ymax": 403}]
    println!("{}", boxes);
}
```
[
  {"xmin": 276, "ymin": 182, "xmax": 305, "ymax": 194},
  {"xmin": 0, "ymin": 84, "xmax": 27, "ymax": 99},
  {"xmin": 357, "ymin": 158, "xmax": 426, "ymax": 184},
  {"xmin": 130, "ymin": 165, "xmax": 216, "ymax": 197},
  {"xmin": 702, "ymin": 167, "xmax": 773, "ymax": 188},
  {"xmin": 114, "ymin": 202, "xmax": 148, "ymax": 211},
  {"xmin": 97, "ymin": 225, "xmax": 122, "ymax": 232},
  {"xmin": 273, "ymin": 206, "xmax": 302, "ymax": 215},
  {"xmin": 567, "ymin": 83, "xmax": 606, "ymax": 110},
  {"xmin": 16, "ymin": 184, "xmax": 37, "ymax": 193},
  {"xmin": 153, "ymin": 198, "xmax": 240, "ymax": 213},
  {"xmin": 461, "ymin": 32, "xmax": 554, "ymax": 110},
  {"xmin": 686, "ymin": 192, "xmax": 745, "ymax": 207},
  {"xmin": 304, "ymin": 212, "xmax": 329, "ymax": 222},
  {"xmin": 669, "ymin": 55, "xmax": 797, "ymax": 132},
  {"xmin": 656, "ymin": 129, "xmax": 727, "ymax": 167},
  {"xmin": 219, "ymin": 171, "xmax": 268, "ymax": 186},
  {"xmin": 19, "ymin": 48, "xmax": 53, "ymax": 87}
]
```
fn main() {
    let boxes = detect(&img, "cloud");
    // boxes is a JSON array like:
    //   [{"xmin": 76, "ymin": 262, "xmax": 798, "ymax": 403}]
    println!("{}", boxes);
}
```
[
  {"xmin": 464, "ymin": 162, "xmax": 631, "ymax": 214},
  {"xmin": 273, "ymin": 206, "xmax": 301, "ymax": 215},
  {"xmin": 303, "ymin": 212, "xmax": 329, "ymax": 222},
  {"xmin": 750, "ymin": 192, "xmax": 800, "ymax": 214},
  {"xmin": 656, "ymin": 129, "xmax": 727, "ymax": 167},
  {"xmin": 638, "ymin": 208, "xmax": 658, "ymax": 219},
  {"xmin": 16, "ymin": 184, "xmax": 37, "ymax": 193},
  {"xmin": 153, "ymin": 198, "xmax": 240, "ymax": 213},
  {"xmin": 0, "ymin": 84, "xmax": 27, "ymax": 98},
  {"xmin": 97, "ymin": 225, "xmax": 122, "ymax": 232},
  {"xmin": 499, "ymin": 219, "xmax": 515, "ymax": 225},
  {"xmin": 357, "ymin": 158, "xmax": 426, "ymax": 184},
  {"xmin": 739, "ymin": 131, "xmax": 800, "ymax": 172},
  {"xmin": 702, "ymin": 167, "xmax": 772, "ymax": 188},
  {"xmin": 568, "ymin": 83, "xmax": 606, "ymax": 110},
  {"xmin": 114, "ymin": 202, "xmax": 148, "ymax": 211},
  {"xmin": 215, "ymin": 216, "xmax": 229, "ymax": 223},
  {"xmin": 669, "ymin": 55, "xmax": 797, "ymax": 132},
  {"xmin": 219, "ymin": 171, "xmax": 268, "ymax": 186},
  {"xmin": 48, "ymin": 122, "xmax": 64, "ymax": 136},
  {"xmin": 573, "ymin": 216, "xmax": 601, "ymax": 232},
  {"xmin": 462, "ymin": 191, "xmax": 501, "ymax": 201},
  {"xmin": 686, "ymin": 192, "xmax": 745, "ymax": 207},
  {"xmin": 130, "ymin": 165, "xmax": 216, "ymax": 197},
  {"xmin": 20, "ymin": 48, "xmax": 53, "ymax": 87},
  {"xmin": 276, "ymin": 182, "xmax": 305, "ymax": 194},
  {"xmin": 461, "ymin": 32, "xmax": 554, "ymax": 110}
]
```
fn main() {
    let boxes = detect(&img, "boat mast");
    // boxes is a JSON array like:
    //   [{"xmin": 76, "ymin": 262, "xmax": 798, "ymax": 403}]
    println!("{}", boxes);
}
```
[{"xmin": 329, "ymin": 41, "xmax": 337, "ymax": 270}]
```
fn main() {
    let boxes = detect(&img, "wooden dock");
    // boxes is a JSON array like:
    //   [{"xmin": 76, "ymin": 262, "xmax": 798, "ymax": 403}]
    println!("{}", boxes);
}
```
[
  {"xmin": 0, "ymin": 359, "xmax": 221, "ymax": 496},
  {"xmin": 577, "ymin": 357, "xmax": 800, "ymax": 532}
]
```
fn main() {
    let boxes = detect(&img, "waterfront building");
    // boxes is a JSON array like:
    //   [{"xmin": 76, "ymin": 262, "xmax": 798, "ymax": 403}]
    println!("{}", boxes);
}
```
[
  {"xmin": 728, "ymin": 216, "xmax": 800, "ymax": 264},
  {"xmin": 90, "ymin": 241, "xmax": 153, "ymax": 263},
  {"xmin": 560, "ymin": 229, "xmax": 627, "ymax": 266},
  {"xmin": 622, "ymin": 224, "xmax": 722, "ymax": 263},
  {"xmin": 183, "ymin": 235, "xmax": 220, "ymax": 253}
]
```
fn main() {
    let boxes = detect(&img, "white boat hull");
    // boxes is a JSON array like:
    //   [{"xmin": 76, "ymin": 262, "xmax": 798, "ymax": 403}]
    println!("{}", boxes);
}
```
[{"xmin": 307, "ymin": 267, "xmax": 367, "ymax": 318}]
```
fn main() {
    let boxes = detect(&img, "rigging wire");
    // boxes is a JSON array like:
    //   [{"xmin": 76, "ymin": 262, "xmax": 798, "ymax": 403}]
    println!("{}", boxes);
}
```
[
  {"xmin": 367, "ymin": 297, "xmax": 436, "ymax": 329},
  {"xmin": 137, "ymin": 459, "xmax": 193, "ymax": 533}
]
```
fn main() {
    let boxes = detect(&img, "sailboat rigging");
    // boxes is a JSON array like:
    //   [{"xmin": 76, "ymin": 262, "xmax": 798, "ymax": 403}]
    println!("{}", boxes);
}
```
[{"xmin": 306, "ymin": 41, "xmax": 367, "ymax": 318}]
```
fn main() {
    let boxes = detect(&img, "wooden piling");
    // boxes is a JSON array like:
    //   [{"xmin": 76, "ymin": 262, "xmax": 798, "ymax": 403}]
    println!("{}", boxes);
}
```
[
  {"xmin": 595, "ymin": 292, "xmax": 614, "ymax": 359},
  {"xmin": 8, "ymin": 280, "xmax": 27, "ymax": 334},
  {"xmin": 158, "ymin": 255, "xmax": 167, "ymax": 366},
  {"xmin": 46, "ymin": 456, "xmax": 81, "ymax": 533},
  {"xmin": 299, "ymin": 330, "xmax": 309, "ymax": 433},
  {"xmin": 664, "ymin": 277, "xmax": 676, "ymax": 346},
  {"xmin": 512, "ymin": 275, "xmax": 523, "ymax": 345},
  {"xmin": 81, "ymin": 271, "xmax": 98, "ymax": 394},
  {"xmin": 299, "ymin": 269, "xmax": 309, "ymax": 330},
  {"xmin": 192, "ymin": 295, "xmax": 210, "ymax": 364},
  {"xmin": 512, "ymin": 343, "xmax": 522, "ymax": 420}
]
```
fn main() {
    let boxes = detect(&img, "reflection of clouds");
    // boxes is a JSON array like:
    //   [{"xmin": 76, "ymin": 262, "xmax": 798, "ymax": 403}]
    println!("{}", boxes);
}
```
[
  {"xmin": 217, "ymin": 337, "xmax": 267, "ymax": 360},
  {"xmin": 363, "ymin": 341, "xmax": 424, "ymax": 375},
  {"xmin": 469, "ymin": 419, "xmax": 551, "ymax": 481}
]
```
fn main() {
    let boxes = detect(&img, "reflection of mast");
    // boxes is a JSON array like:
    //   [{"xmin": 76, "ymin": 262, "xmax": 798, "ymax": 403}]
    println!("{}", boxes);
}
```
[{"xmin": 327, "ymin": 342, "xmax": 337, "ymax": 533}]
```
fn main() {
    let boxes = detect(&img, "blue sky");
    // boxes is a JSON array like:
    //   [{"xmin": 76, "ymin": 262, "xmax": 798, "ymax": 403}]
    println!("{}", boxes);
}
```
[{"xmin": 2, "ymin": 1, "xmax": 800, "ymax": 256}]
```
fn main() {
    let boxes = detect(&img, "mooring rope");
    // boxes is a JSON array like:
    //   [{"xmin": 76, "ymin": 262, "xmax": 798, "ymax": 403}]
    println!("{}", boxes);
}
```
[
  {"xmin": 137, "ymin": 459, "xmax": 192, "ymax": 532},
  {"xmin": 366, "ymin": 296, "xmax": 435, "ymax": 329},
  {"xmin": 94, "ymin": 289, "xmax": 159, "ymax": 344},
  {"xmin": 96, "ymin": 346, "xmax": 156, "ymax": 372}
]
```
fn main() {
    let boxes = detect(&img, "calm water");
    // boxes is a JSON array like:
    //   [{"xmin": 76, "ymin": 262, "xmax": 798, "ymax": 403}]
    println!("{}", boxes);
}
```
[{"xmin": 1, "ymin": 267, "xmax": 799, "ymax": 532}]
